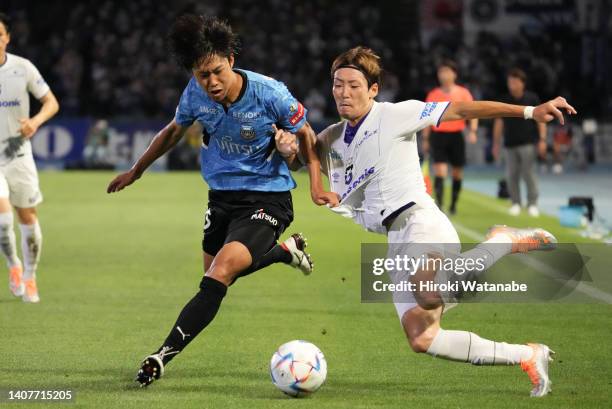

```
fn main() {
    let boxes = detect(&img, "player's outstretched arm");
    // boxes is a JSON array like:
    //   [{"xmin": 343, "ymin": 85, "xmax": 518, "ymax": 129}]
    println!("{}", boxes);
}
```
[
  {"xmin": 440, "ymin": 96, "xmax": 577, "ymax": 125},
  {"xmin": 107, "ymin": 119, "xmax": 187, "ymax": 193},
  {"xmin": 295, "ymin": 122, "xmax": 340, "ymax": 207}
]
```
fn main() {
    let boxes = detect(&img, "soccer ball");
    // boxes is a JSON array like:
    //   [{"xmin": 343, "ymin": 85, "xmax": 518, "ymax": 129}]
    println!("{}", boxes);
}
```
[{"xmin": 270, "ymin": 340, "xmax": 327, "ymax": 397}]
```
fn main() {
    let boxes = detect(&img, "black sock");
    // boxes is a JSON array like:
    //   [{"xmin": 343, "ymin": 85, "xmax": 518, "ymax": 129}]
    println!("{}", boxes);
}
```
[
  {"xmin": 434, "ymin": 176, "xmax": 444, "ymax": 207},
  {"xmin": 451, "ymin": 178, "xmax": 462, "ymax": 212},
  {"xmin": 156, "ymin": 276, "xmax": 227, "ymax": 365},
  {"xmin": 237, "ymin": 244, "xmax": 291, "ymax": 281}
]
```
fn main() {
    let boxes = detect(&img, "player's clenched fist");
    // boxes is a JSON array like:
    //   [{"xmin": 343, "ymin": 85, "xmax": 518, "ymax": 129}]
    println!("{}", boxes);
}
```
[
  {"xmin": 18, "ymin": 118, "xmax": 40, "ymax": 138},
  {"xmin": 272, "ymin": 124, "xmax": 298, "ymax": 158}
]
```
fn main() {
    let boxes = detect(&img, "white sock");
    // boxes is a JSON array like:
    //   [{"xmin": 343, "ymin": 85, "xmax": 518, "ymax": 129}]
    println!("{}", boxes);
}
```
[
  {"xmin": 19, "ymin": 221, "xmax": 42, "ymax": 280},
  {"xmin": 0, "ymin": 212, "xmax": 20, "ymax": 267},
  {"xmin": 455, "ymin": 235, "xmax": 513, "ymax": 278},
  {"xmin": 426, "ymin": 328, "xmax": 533, "ymax": 365}
]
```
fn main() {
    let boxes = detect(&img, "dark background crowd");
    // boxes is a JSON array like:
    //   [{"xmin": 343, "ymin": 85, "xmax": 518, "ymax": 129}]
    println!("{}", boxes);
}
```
[{"xmin": 3, "ymin": 0, "xmax": 611, "ymax": 121}]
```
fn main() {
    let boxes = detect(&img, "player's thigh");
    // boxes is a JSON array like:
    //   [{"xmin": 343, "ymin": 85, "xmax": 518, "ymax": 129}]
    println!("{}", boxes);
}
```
[
  {"xmin": 202, "ymin": 202, "xmax": 231, "ymax": 258},
  {"xmin": 388, "ymin": 215, "xmax": 445, "ymax": 344},
  {"xmin": 387, "ymin": 207, "xmax": 460, "ymax": 318},
  {"xmin": 225, "ymin": 223, "xmax": 279, "ymax": 262},
  {"xmin": 204, "ymin": 241, "xmax": 253, "ymax": 285},
  {"xmin": 226, "ymin": 198, "xmax": 293, "ymax": 262},
  {"xmin": 387, "ymin": 206, "xmax": 459, "ymax": 244},
  {"xmin": 203, "ymin": 251, "xmax": 215, "ymax": 273},
  {"xmin": 5, "ymin": 156, "xmax": 43, "ymax": 209},
  {"xmin": 14, "ymin": 206, "xmax": 37, "ymax": 225}
]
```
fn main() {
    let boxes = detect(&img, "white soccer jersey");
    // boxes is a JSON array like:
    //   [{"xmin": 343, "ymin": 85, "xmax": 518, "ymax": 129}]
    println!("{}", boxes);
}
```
[
  {"xmin": 0, "ymin": 53, "xmax": 50, "ymax": 160},
  {"xmin": 317, "ymin": 100, "xmax": 449, "ymax": 233}
]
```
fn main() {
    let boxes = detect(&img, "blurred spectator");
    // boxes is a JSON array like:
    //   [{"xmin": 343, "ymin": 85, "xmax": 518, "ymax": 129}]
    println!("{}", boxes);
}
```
[
  {"xmin": 83, "ymin": 119, "xmax": 112, "ymax": 169},
  {"xmin": 66, "ymin": 119, "xmax": 113, "ymax": 169},
  {"xmin": 3, "ymin": 1, "xmax": 608, "ymax": 123},
  {"xmin": 493, "ymin": 69, "xmax": 546, "ymax": 217},
  {"xmin": 581, "ymin": 118, "xmax": 598, "ymax": 165}
]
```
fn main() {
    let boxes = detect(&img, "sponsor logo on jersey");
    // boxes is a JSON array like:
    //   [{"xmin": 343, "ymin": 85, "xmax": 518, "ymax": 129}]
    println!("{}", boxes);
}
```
[
  {"xmin": 0, "ymin": 99, "xmax": 21, "ymax": 108},
  {"xmin": 199, "ymin": 106, "xmax": 221, "ymax": 115},
  {"xmin": 341, "ymin": 166, "xmax": 376, "ymax": 201},
  {"xmin": 233, "ymin": 111, "xmax": 262, "ymax": 120},
  {"xmin": 355, "ymin": 129, "xmax": 378, "ymax": 150},
  {"xmin": 419, "ymin": 102, "xmax": 438, "ymax": 120},
  {"xmin": 240, "ymin": 125, "xmax": 256, "ymax": 140},
  {"xmin": 289, "ymin": 102, "xmax": 305, "ymax": 125},
  {"xmin": 250, "ymin": 208, "xmax": 278, "ymax": 226},
  {"xmin": 216, "ymin": 135, "xmax": 255, "ymax": 156}
]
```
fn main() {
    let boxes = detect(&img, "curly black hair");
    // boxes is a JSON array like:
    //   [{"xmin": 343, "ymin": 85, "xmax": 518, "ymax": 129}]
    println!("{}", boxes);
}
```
[{"xmin": 168, "ymin": 14, "xmax": 240, "ymax": 70}]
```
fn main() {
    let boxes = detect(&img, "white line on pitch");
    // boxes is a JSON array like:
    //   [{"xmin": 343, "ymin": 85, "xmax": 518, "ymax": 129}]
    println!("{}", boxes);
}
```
[{"xmin": 453, "ymin": 222, "xmax": 612, "ymax": 304}]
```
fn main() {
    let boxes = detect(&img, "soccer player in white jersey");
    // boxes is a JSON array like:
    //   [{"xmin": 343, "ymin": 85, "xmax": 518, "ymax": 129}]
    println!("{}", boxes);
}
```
[
  {"xmin": 0, "ymin": 13, "xmax": 59, "ymax": 302},
  {"xmin": 293, "ymin": 47, "xmax": 576, "ymax": 397}
]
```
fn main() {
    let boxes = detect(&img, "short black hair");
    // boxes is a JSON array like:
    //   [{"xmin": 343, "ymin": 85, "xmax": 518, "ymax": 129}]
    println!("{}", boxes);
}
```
[
  {"xmin": 438, "ymin": 59, "xmax": 458, "ymax": 74},
  {"xmin": 0, "ymin": 12, "xmax": 11, "ymax": 33},
  {"xmin": 508, "ymin": 67, "xmax": 527, "ymax": 83},
  {"xmin": 168, "ymin": 14, "xmax": 239, "ymax": 70}
]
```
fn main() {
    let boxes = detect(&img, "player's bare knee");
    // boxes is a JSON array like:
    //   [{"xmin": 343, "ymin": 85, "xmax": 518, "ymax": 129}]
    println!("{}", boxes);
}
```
[
  {"xmin": 415, "ymin": 292, "xmax": 443, "ymax": 310},
  {"xmin": 15, "ymin": 207, "xmax": 38, "ymax": 225},
  {"xmin": 205, "ymin": 263, "xmax": 237, "ymax": 286}
]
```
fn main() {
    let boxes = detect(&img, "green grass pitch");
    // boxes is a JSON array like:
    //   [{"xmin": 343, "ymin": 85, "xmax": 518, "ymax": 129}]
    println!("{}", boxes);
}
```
[{"xmin": 1, "ymin": 171, "xmax": 610, "ymax": 408}]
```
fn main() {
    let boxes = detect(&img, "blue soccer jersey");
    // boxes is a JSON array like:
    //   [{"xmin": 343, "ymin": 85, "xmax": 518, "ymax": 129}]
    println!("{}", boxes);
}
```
[{"xmin": 175, "ymin": 69, "xmax": 307, "ymax": 192}]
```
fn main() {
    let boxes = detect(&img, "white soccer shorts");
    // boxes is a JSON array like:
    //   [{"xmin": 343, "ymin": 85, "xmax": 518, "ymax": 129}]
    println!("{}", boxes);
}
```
[
  {"xmin": 385, "ymin": 205, "xmax": 460, "ymax": 320},
  {"xmin": 0, "ymin": 155, "xmax": 43, "ymax": 208}
]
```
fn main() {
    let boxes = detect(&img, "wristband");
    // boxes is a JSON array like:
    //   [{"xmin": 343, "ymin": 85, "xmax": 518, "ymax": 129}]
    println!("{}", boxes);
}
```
[{"xmin": 523, "ymin": 106, "xmax": 535, "ymax": 120}]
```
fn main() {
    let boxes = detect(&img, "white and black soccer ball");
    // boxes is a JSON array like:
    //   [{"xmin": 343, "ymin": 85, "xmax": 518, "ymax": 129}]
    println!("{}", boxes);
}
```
[{"xmin": 270, "ymin": 340, "xmax": 327, "ymax": 397}]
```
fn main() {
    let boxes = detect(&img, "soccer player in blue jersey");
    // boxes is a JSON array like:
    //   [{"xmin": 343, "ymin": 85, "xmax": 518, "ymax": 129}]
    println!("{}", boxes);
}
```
[{"xmin": 107, "ymin": 15, "xmax": 337, "ymax": 387}]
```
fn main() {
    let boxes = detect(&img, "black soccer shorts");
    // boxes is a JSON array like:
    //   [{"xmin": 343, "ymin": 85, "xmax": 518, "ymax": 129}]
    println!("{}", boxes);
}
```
[
  {"xmin": 202, "ymin": 190, "xmax": 294, "ymax": 260},
  {"xmin": 430, "ymin": 131, "xmax": 466, "ymax": 167}
]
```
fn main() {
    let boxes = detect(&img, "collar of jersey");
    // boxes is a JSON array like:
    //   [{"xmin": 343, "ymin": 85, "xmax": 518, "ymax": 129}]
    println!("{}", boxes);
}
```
[
  {"xmin": 344, "ymin": 104, "xmax": 373, "ymax": 145},
  {"xmin": 227, "ymin": 69, "xmax": 248, "ymax": 107}
]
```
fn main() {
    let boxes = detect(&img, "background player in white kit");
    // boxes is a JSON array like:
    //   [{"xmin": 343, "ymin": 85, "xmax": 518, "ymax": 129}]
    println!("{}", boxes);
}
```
[
  {"xmin": 0, "ymin": 13, "xmax": 59, "ymax": 302},
  {"xmin": 289, "ymin": 47, "xmax": 576, "ymax": 397}
]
